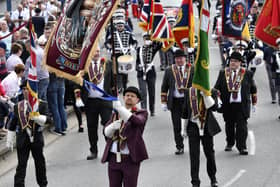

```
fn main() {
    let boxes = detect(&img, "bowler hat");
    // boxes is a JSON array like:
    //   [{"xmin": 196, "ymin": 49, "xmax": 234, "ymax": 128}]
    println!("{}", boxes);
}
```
[
  {"xmin": 123, "ymin": 86, "xmax": 141, "ymax": 100},
  {"xmin": 174, "ymin": 49, "xmax": 187, "ymax": 58},
  {"xmin": 229, "ymin": 51, "xmax": 244, "ymax": 62},
  {"xmin": 0, "ymin": 41, "xmax": 7, "ymax": 51}
]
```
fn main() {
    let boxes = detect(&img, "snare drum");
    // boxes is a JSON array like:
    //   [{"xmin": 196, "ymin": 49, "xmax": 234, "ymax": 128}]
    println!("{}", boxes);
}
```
[{"xmin": 117, "ymin": 55, "xmax": 134, "ymax": 74}]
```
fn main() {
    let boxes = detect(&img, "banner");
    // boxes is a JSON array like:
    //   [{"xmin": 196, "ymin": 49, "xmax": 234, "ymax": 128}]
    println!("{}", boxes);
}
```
[
  {"xmin": 192, "ymin": 0, "xmax": 211, "ymax": 95},
  {"xmin": 222, "ymin": 0, "xmax": 255, "ymax": 39},
  {"xmin": 173, "ymin": 0, "xmax": 195, "ymax": 49},
  {"xmin": 255, "ymin": 0, "xmax": 280, "ymax": 48},
  {"xmin": 43, "ymin": 0, "xmax": 119, "ymax": 80},
  {"xmin": 150, "ymin": 0, "xmax": 174, "ymax": 50}
]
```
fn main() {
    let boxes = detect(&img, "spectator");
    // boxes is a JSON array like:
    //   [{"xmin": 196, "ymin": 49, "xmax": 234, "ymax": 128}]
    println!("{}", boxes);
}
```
[
  {"xmin": 12, "ymin": 31, "xmax": 21, "ymax": 42},
  {"xmin": 2, "ymin": 63, "xmax": 25, "ymax": 100},
  {"xmin": 4, "ymin": 11, "xmax": 15, "ymax": 32},
  {"xmin": 11, "ymin": 4, "xmax": 29, "ymax": 27},
  {"xmin": 32, "ymin": 8, "xmax": 45, "ymax": 38},
  {"xmin": 0, "ymin": 20, "xmax": 12, "ymax": 57},
  {"xmin": 0, "ymin": 41, "xmax": 9, "ymax": 81},
  {"xmin": 6, "ymin": 43, "xmax": 24, "ymax": 72}
]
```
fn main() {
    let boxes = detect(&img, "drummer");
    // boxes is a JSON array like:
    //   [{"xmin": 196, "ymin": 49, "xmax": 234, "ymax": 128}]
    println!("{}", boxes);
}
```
[{"xmin": 105, "ymin": 19, "xmax": 138, "ymax": 92}]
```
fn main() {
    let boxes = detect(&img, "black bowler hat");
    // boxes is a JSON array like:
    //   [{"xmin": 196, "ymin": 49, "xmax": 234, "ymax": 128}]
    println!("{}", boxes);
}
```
[
  {"xmin": 123, "ymin": 86, "xmax": 142, "ymax": 100},
  {"xmin": 174, "ymin": 49, "xmax": 187, "ymax": 58},
  {"xmin": 229, "ymin": 51, "xmax": 244, "ymax": 63}
]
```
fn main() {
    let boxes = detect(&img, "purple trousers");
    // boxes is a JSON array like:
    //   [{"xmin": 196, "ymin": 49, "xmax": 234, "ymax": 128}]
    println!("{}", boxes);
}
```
[{"xmin": 108, "ymin": 153, "xmax": 140, "ymax": 187}]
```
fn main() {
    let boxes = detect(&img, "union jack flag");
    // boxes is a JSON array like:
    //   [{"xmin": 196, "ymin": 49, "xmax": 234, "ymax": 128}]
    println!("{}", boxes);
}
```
[
  {"xmin": 139, "ymin": 0, "xmax": 153, "ymax": 31},
  {"xmin": 150, "ymin": 0, "xmax": 174, "ymax": 50},
  {"xmin": 27, "ymin": 21, "xmax": 39, "ymax": 117}
]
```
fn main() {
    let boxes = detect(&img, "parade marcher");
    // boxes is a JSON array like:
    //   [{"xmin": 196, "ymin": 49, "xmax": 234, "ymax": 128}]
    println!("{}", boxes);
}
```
[
  {"xmin": 161, "ymin": 49, "xmax": 193, "ymax": 155},
  {"xmin": 6, "ymin": 80, "xmax": 51, "ymax": 187},
  {"xmin": 271, "ymin": 38, "xmax": 280, "ymax": 110},
  {"xmin": 0, "ymin": 41, "xmax": 9, "ymax": 81},
  {"xmin": 105, "ymin": 19, "xmax": 137, "ymax": 92},
  {"xmin": 264, "ymin": 44, "xmax": 277, "ymax": 104},
  {"xmin": 136, "ymin": 33, "xmax": 162, "ymax": 116},
  {"xmin": 64, "ymin": 79, "xmax": 84, "ymax": 132},
  {"xmin": 102, "ymin": 86, "xmax": 148, "ymax": 187},
  {"xmin": 131, "ymin": 0, "xmax": 139, "ymax": 18},
  {"xmin": 77, "ymin": 46, "xmax": 114, "ymax": 160},
  {"xmin": 159, "ymin": 17, "xmax": 176, "ymax": 71},
  {"xmin": 181, "ymin": 38, "xmax": 196, "ymax": 65},
  {"xmin": 214, "ymin": 51, "xmax": 257, "ymax": 155},
  {"xmin": 181, "ymin": 88, "xmax": 221, "ymax": 187}
]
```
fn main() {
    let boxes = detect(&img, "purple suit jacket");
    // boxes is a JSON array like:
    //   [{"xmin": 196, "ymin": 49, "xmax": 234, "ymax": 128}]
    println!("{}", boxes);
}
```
[{"xmin": 101, "ymin": 109, "xmax": 149, "ymax": 163}]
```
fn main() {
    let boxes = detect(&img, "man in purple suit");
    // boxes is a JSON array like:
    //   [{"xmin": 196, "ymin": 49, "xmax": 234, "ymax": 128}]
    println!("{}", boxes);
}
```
[{"xmin": 101, "ymin": 86, "xmax": 148, "ymax": 187}]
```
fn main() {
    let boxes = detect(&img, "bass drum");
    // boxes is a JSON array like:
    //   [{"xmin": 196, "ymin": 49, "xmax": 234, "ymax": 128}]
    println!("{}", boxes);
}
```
[{"xmin": 117, "ymin": 55, "xmax": 134, "ymax": 74}]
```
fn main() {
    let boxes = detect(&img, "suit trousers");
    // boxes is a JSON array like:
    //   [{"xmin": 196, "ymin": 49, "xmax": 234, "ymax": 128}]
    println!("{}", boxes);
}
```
[
  {"xmin": 187, "ymin": 122, "xmax": 217, "ymax": 186},
  {"xmin": 85, "ymin": 98, "xmax": 112, "ymax": 154},
  {"xmin": 170, "ymin": 97, "xmax": 184, "ymax": 150},
  {"xmin": 225, "ymin": 103, "xmax": 248, "ymax": 151},
  {"xmin": 137, "ymin": 74, "xmax": 156, "ymax": 113},
  {"xmin": 108, "ymin": 153, "xmax": 140, "ymax": 187},
  {"xmin": 14, "ymin": 131, "xmax": 47, "ymax": 187}
]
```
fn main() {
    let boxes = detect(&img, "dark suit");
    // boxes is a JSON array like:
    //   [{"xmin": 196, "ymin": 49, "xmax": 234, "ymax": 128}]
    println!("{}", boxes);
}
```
[
  {"xmin": 80, "ymin": 60, "xmax": 114, "ymax": 154},
  {"xmin": 161, "ymin": 65, "xmax": 193, "ymax": 150},
  {"xmin": 102, "ymin": 109, "xmax": 148, "ymax": 187},
  {"xmin": 182, "ymin": 88, "xmax": 221, "ymax": 186},
  {"xmin": 8, "ymin": 101, "xmax": 49, "ymax": 187},
  {"xmin": 214, "ymin": 68, "xmax": 257, "ymax": 151}
]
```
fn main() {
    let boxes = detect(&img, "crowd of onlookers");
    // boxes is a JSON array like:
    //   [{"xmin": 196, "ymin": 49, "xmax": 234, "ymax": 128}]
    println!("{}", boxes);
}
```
[{"xmin": 0, "ymin": 0, "xmax": 71, "ymax": 140}]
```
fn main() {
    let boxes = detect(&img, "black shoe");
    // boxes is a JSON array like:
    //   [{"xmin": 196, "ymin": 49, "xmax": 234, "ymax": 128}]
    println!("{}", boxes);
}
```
[
  {"xmin": 239, "ymin": 149, "xmax": 248, "ymax": 155},
  {"xmin": 78, "ymin": 127, "xmax": 84, "ymax": 133},
  {"xmin": 211, "ymin": 181, "xmax": 219, "ymax": 187},
  {"xmin": 150, "ymin": 112, "xmax": 155, "ymax": 117},
  {"xmin": 224, "ymin": 145, "xmax": 233, "ymax": 151},
  {"xmin": 87, "ymin": 152, "xmax": 97, "ymax": 160},
  {"xmin": 272, "ymin": 100, "xmax": 276, "ymax": 104},
  {"xmin": 175, "ymin": 148, "xmax": 184, "ymax": 155},
  {"xmin": 192, "ymin": 185, "xmax": 199, "ymax": 187}
]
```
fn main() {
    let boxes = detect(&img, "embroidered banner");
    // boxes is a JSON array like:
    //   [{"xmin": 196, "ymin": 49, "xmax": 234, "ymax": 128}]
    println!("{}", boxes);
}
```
[
  {"xmin": 222, "ymin": 0, "xmax": 255, "ymax": 39},
  {"xmin": 43, "ymin": 0, "xmax": 119, "ymax": 80}
]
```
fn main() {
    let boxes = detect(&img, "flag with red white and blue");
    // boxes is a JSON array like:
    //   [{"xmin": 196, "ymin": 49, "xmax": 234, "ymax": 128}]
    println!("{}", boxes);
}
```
[{"xmin": 27, "ymin": 21, "xmax": 39, "ymax": 116}]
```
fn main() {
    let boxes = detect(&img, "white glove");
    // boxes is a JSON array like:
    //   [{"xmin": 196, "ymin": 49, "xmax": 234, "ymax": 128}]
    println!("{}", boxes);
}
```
[
  {"xmin": 75, "ymin": 98, "xmax": 85, "ymax": 107},
  {"xmin": 30, "ymin": 115, "xmax": 47, "ymax": 126},
  {"xmin": 200, "ymin": 91, "xmax": 215, "ymax": 109},
  {"xmin": 217, "ymin": 97, "xmax": 222, "ymax": 109},
  {"xmin": 113, "ymin": 101, "xmax": 132, "ymax": 122},
  {"xmin": 104, "ymin": 119, "xmax": 122, "ymax": 138},
  {"xmin": 251, "ymin": 105, "xmax": 256, "ymax": 113},
  {"xmin": 6, "ymin": 130, "xmax": 16, "ymax": 151},
  {"xmin": 0, "ymin": 96, "xmax": 8, "ymax": 103},
  {"xmin": 181, "ymin": 118, "xmax": 188, "ymax": 138},
  {"xmin": 161, "ymin": 103, "xmax": 168, "ymax": 111}
]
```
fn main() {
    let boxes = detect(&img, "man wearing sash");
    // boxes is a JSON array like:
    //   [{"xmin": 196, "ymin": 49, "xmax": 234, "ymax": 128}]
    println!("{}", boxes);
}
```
[
  {"xmin": 136, "ymin": 33, "xmax": 162, "ymax": 116},
  {"xmin": 214, "ymin": 51, "xmax": 257, "ymax": 155},
  {"xmin": 102, "ymin": 86, "xmax": 148, "ymax": 187},
  {"xmin": 181, "ymin": 88, "xmax": 221, "ymax": 187},
  {"xmin": 271, "ymin": 38, "xmax": 280, "ymax": 109},
  {"xmin": 105, "ymin": 19, "xmax": 138, "ymax": 92},
  {"xmin": 6, "ymin": 81, "xmax": 51, "ymax": 187},
  {"xmin": 161, "ymin": 49, "xmax": 193, "ymax": 155},
  {"xmin": 77, "ymin": 46, "xmax": 114, "ymax": 160}
]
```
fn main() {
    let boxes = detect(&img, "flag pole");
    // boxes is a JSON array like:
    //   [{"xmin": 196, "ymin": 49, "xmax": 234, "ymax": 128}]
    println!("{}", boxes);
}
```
[{"xmin": 111, "ymin": 18, "xmax": 118, "ymax": 97}]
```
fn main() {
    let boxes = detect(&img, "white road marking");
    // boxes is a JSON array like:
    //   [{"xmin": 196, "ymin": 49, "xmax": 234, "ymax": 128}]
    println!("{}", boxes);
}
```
[
  {"xmin": 248, "ymin": 130, "xmax": 256, "ymax": 155},
  {"xmin": 222, "ymin": 169, "xmax": 247, "ymax": 187}
]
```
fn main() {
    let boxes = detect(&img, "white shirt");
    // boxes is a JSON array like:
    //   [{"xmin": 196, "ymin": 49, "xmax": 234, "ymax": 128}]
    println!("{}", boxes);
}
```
[
  {"xmin": 1, "ymin": 71, "xmax": 21, "ymax": 98},
  {"xmin": 88, "ymin": 60, "xmax": 105, "ymax": 98},
  {"xmin": 11, "ymin": 9, "xmax": 29, "ymax": 27},
  {"xmin": 6, "ymin": 54, "xmax": 24, "ymax": 72},
  {"xmin": 110, "ymin": 141, "xmax": 130, "ymax": 154},
  {"xmin": 173, "ymin": 65, "xmax": 185, "ymax": 98},
  {"xmin": 0, "ymin": 30, "xmax": 12, "ymax": 53},
  {"xmin": 230, "ymin": 69, "xmax": 242, "ymax": 103}
]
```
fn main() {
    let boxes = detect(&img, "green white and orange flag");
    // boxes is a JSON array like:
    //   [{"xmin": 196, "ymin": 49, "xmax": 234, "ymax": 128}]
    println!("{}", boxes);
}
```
[{"xmin": 192, "ymin": 0, "xmax": 211, "ymax": 96}]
